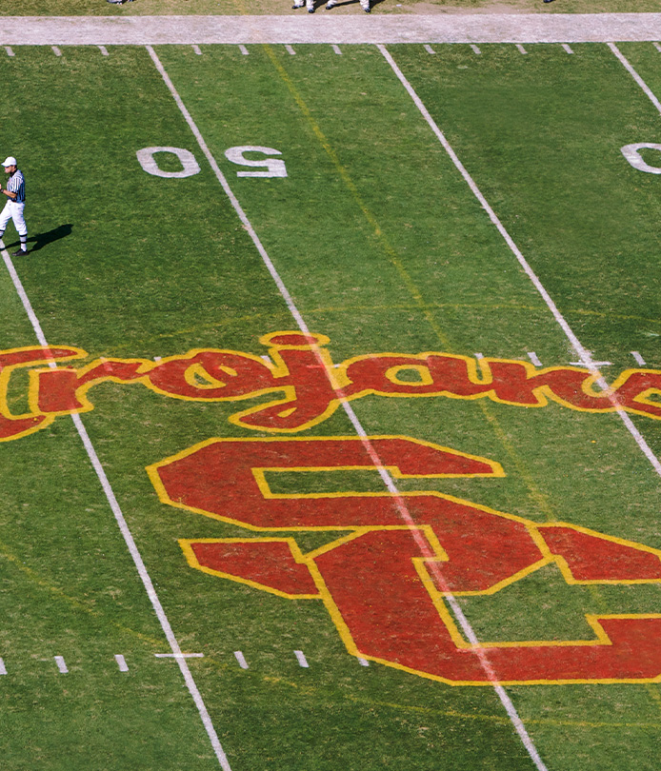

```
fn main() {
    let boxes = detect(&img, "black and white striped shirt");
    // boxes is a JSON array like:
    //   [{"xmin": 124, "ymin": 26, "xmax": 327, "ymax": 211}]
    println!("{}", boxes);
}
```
[{"xmin": 7, "ymin": 170, "xmax": 25, "ymax": 203}]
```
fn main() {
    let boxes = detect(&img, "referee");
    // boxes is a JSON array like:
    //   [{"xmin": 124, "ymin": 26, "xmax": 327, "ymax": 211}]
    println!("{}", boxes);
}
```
[{"xmin": 0, "ymin": 156, "xmax": 28, "ymax": 256}]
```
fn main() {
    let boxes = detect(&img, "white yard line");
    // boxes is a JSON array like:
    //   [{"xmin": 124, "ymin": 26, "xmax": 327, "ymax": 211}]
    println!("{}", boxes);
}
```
[
  {"xmin": 0, "ymin": 14, "xmax": 660, "ymax": 45},
  {"xmin": 378, "ymin": 43, "xmax": 661, "ymax": 480},
  {"xmin": 147, "ymin": 45, "xmax": 549, "ymax": 771},
  {"xmin": 609, "ymin": 42, "xmax": 661, "ymax": 115},
  {"xmin": 0, "ymin": 244, "xmax": 233, "ymax": 771}
]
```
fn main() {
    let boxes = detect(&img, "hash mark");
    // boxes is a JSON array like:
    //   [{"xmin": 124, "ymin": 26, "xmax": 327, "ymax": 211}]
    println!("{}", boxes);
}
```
[
  {"xmin": 562, "ymin": 44, "xmax": 574, "ymax": 54},
  {"xmin": 115, "ymin": 654, "xmax": 129, "ymax": 672},
  {"xmin": 52, "ymin": 46, "xmax": 62, "ymax": 57},
  {"xmin": 654, "ymin": 42, "xmax": 661, "ymax": 53},
  {"xmin": 631, "ymin": 351, "xmax": 647, "ymax": 366},
  {"xmin": 4, "ymin": 46, "xmax": 14, "ymax": 57},
  {"xmin": 234, "ymin": 651, "xmax": 249, "ymax": 670},
  {"xmin": 470, "ymin": 44, "xmax": 481, "ymax": 55},
  {"xmin": 424, "ymin": 45, "xmax": 436, "ymax": 55},
  {"xmin": 192, "ymin": 45, "xmax": 202, "ymax": 55},
  {"xmin": 332, "ymin": 44, "xmax": 342, "ymax": 55},
  {"xmin": 0, "ymin": 658, "xmax": 6, "ymax": 675},
  {"xmin": 516, "ymin": 44, "xmax": 528, "ymax": 55},
  {"xmin": 527, "ymin": 351, "xmax": 543, "ymax": 367},
  {"xmin": 285, "ymin": 45, "xmax": 296, "ymax": 56},
  {"xmin": 294, "ymin": 650, "xmax": 309, "ymax": 668},
  {"xmin": 358, "ymin": 657, "xmax": 370, "ymax": 667},
  {"xmin": 98, "ymin": 45, "xmax": 109, "ymax": 56},
  {"xmin": 239, "ymin": 45, "xmax": 249, "ymax": 55},
  {"xmin": 54, "ymin": 656, "xmax": 68, "ymax": 674}
]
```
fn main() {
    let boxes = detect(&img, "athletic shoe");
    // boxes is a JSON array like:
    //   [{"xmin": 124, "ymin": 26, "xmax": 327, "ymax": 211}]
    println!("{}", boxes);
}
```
[
  {"xmin": 360, "ymin": 0, "xmax": 370, "ymax": 11},
  {"xmin": 307, "ymin": 0, "xmax": 315, "ymax": 11},
  {"xmin": 12, "ymin": 249, "xmax": 27, "ymax": 256},
  {"xmin": 292, "ymin": 0, "xmax": 305, "ymax": 7},
  {"xmin": 326, "ymin": 0, "xmax": 337, "ymax": 6}
]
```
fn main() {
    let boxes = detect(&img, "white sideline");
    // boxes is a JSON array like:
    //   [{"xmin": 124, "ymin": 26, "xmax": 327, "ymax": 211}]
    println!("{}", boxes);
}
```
[
  {"xmin": 378, "ymin": 43, "xmax": 661, "ymax": 480},
  {"xmin": 0, "ymin": 14, "xmax": 661, "ymax": 45},
  {"xmin": 147, "ymin": 45, "xmax": 549, "ymax": 771},
  {"xmin": 0, "ymin": 243, "xmax": 233, "ymax": 771}
]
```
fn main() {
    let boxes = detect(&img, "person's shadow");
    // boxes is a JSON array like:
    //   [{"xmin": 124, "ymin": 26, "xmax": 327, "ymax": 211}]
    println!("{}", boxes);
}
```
[{"xmin": 8, "ymin": 223, "xmax": 73, "ymax": 253}]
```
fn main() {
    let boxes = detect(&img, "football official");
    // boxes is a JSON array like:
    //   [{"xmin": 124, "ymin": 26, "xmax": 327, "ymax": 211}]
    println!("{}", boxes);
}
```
[{"xmin": 0, "ymin": 157, "xmax": 27, "ymax": 257}]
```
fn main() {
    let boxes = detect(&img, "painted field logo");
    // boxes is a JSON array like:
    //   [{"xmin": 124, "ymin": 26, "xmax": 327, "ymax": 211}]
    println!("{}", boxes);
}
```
[{"xmin": 148, "ymin": 436, "xmax": 661, "ymax": 686}]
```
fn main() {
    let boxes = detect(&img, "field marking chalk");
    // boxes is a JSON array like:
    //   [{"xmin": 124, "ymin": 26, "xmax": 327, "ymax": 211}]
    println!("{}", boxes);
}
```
[
  {"xmin": 332, "ymin": 44, "xmax": 342, "ymax": 55},
  {"xmin": 516, "ymin": 44, "xmax": 528, "ymax": 54},
  {"xmin": 424, "ymin": 44, "xmax": 436, "ymax": 54},
  {"xmin": 192, "ymin": 44, "xmax": 202, "ymax": 55},
  {"xmin": 234, "ymin": 651, "xmax": 249, "ymax": 670},
  {"xmin": 239, "ymin": 45, "xmax": 249, "ymax": 55},
  {"xmin": 358, "ymin": 657, "xmax": 370, "ymax": 667},
  {"xmin": 0, "ymin": 658, "xmax": 7, "ymax": 675},
  {"xmin": 294, "ymin": 650, "xmax": 309, "ymax": 668},
  {"xmin": 654, "ymin": 42, "xmax": 661, "ymax": 52},
  {"xmin": 379, "ymin": 43, "xmax": 661, "ymax": 483},
  {"xmin": 471, "ymin": 44, "xmax": 481, "ymax": 54},
  {"xmin": 474, "ymin": 352, "xmax": 484, "ymax": 360},
  {"xmin": 149, "ymin": 45, "xmax": 547, "ymax": 771},
  {"xmin": 115, "ymin": 655, "xmax": 129, "ymax": 672},
  {"xmin": 4, "ymin": 46, "xmax": 14, "ymax": 57},
  {"xmin": 52, "ymin": 46, "xmax": 62, "ymax": 57},
  {"xmin": 98, "ymin": 45, "xmax": 109, "ymax": 56},
  {"xmin": 527, "ymin": 351, "xmax": 543, "ymax": 367},
  {"xmin": 632, "ymin": 351, "xmax": 647, "ymax": 366},
  {"xmin": 609, "ymin": 43, "xmax": 661, "ymax": 116},
  {"xmin": 54, "ymin": 656, "xmax": 68, "ymax": 674},
  {"xmin": 285, "ymin": 45, "xmax": 296, "ymax": 55},
  {"xmin": 155, "ymin": 652, "xmax": 205, "ymax": 658},
  {"xmin": 562, "ymin": 43, "xmax": 574, "ymax": 53},
  {"xmin": 0, "ymin": 238, "xmax": 233, "ymax": 771}
]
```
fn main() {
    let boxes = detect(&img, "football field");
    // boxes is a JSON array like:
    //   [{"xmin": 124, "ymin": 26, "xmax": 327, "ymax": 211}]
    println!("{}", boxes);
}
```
[{"xmin": 2, "ymin": 33, "xmax": 661, "ymax": 771}]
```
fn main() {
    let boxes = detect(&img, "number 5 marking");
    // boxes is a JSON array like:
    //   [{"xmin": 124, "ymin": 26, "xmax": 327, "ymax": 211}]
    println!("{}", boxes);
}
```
[
  {"xmin": 148, "ymin": 436, "xmax": 661, "ymax": 685},
  {"xmin": 224, "ymin": 146, "xmax": 288, "ymax": 178}
]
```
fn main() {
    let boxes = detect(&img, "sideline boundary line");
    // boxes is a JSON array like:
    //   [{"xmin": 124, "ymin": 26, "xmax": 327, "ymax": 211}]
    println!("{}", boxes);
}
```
[
  {"xmin": 0, "ymin": 14, "xmax": 661, "ymax": 45},
  {"xmin": 378, "ymin": 43, "xmax": 661, "ymax": 480},
  {"xmin": 0, "ymin": 242, "xmax": 233, "ymax": 771},
  {"xmin": 147, "ymin": 44, "xmax": 549, "ymax": 771}
]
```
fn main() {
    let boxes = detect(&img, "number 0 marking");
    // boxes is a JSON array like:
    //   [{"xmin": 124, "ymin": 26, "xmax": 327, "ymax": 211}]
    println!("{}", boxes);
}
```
[
  {"xmin": 224, "ymin": 146, "xmax": 288, "ymax": 178},
  {"xmin": 621, "ymin": 143, "xmax": 661, "ymax": 174},
  {"xmin": 136, "ymin": 147, "xmax": 201, "ymax": 179}
]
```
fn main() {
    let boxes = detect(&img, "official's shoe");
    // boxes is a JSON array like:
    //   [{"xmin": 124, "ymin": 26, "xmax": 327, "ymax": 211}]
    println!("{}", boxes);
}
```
[
  {"xmin": 292, "ymin": 0, "xmax": 305, "ymax": 7},
  {"xmin": 326, "ymin": 0, "xmax": 337, "ymax": 6},
  {"xmin": 307, "ymin": 0, "xmax": 315, "ymax": 11},
  {"xmin": 12, "ymin": 249, "xmax": 27, "ymax": 257},
  {"xmin": 360, "ymin": 0, "xmax": 370, "ymax": 10}
]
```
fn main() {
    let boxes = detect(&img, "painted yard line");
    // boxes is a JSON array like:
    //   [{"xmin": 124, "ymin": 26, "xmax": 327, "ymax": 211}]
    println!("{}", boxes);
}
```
[
  {"xmin": 357, "ymin": 657, "xmax": 370, "ymax": 667},
  {"xmin": 424, "ymin": 44, "xmax": 436, "ymax": 54},
  {"xmin": 609, "ymin": 42, "xmax": 661, "ymax": 116},
  {"xmin": 155, "ymin": 652, "xmax": 205, "ymax": 658},
  {"xmin": 562, "ymin": 43, "xmax": 574, "ymax": 54},
  {"xmin": 54, "ymin": 656, "xmax": 68, "ymax": 674},
  {"xmin": 654, "ymin": 42, "xmax": 661, "ymax": 53},
  {"xmin": 285, "ymin": 44, "xmax": 296, "ymax": 56},
  {"xmin": 632, "ymin": 351, "xmax": 647, "ymax": 366},
  {"xmin": 115, "ymin": 654, "xmax": 129, "ymax": 672},
  {"xmin": 239, "ymin": 44, "xmax": 249, "ymax": 55},
  {"xmin": 4, "ymin": 46, "xmax": 14, "ymax": 57},
  {"xmin": 332, "ymin": 44, "xmax": 342, "ymax": 55},
  {"xmin": 192, "ymin": 44, "xmax": 202, "ymax": 55},
  {"xmin": 98, "ymin": 44, "xmax": 109, "ymax": 55},
  {"xmin": 0, "ymin": 242, "xmax": 234, "ymax": 771},
  {"xmin": 516, "ymin": 44, "xmax": 528, "ymax": 55},
  {"xmin": 3, "ymin": 14, "xmax": 661, "ymax": 45},
  {"xmin": 234, "ymin": 651, "xmax": 249, "ymax": 669},
  {"xmin": 294, "ymin": 650, "xmax": 309, "ymax": 668},
  {"xmin": 51, "ymin": 45, "xmax": 62, "ymax": 57},
  {"xmin": 147, "ymin": 46, "xmax": 549, "ymax": 771},
  {"xmin": 471, "ymin": 44, "xmax": 481, "ymax": 54},
  {"xmin": 379, "ymin": 43, "xmax": 661, "ymax": 480},
  {"xmin": 0, "ymin": 658, "xmax": 6, "ymax": 675},
  {"xmin": 527, "ymin": 352, "xmax": 543, "ymax": 367}
]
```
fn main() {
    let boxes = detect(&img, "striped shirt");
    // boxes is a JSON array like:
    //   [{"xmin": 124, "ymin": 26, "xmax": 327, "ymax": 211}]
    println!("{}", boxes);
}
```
[{"xmin": 7, "ymin": 170, "xmax": 25, "ymax": 203}]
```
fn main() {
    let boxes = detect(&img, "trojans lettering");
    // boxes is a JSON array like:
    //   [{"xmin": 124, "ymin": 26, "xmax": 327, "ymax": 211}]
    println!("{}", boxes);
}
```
[{"xmin": 3, "ymin": 331, "xmax": 661, "ymax": 441}]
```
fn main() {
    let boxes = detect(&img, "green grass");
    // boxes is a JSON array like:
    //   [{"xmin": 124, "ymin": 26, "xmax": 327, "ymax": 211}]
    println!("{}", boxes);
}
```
[{"xmin": 1, "ymin": 39, "xmax": 661, "ymax": 771}]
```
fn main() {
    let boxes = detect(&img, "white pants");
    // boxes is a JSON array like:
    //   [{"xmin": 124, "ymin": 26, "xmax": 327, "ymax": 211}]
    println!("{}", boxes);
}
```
[{"xmin": 0, "ymin": 199, "xmax": 27, "ymax": 236}]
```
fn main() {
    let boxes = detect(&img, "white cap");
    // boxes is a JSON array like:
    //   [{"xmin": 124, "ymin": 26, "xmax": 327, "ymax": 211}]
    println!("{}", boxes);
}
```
[{"xmin": 2, "ymin": 157, "xmax": 16, "ymax": 167}]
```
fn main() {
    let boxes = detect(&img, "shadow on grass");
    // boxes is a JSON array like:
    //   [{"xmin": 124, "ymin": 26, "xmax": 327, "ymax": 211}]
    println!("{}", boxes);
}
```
[{"xmin": 8, "ymin": 223, "xmax": 74, "ymax": 253}]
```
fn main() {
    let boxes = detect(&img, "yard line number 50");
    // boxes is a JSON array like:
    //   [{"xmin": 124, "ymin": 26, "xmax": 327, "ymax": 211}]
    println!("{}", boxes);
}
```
[{"xmin": 136, "ymin": 146, "xmax": 287, "ymax": 179}]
